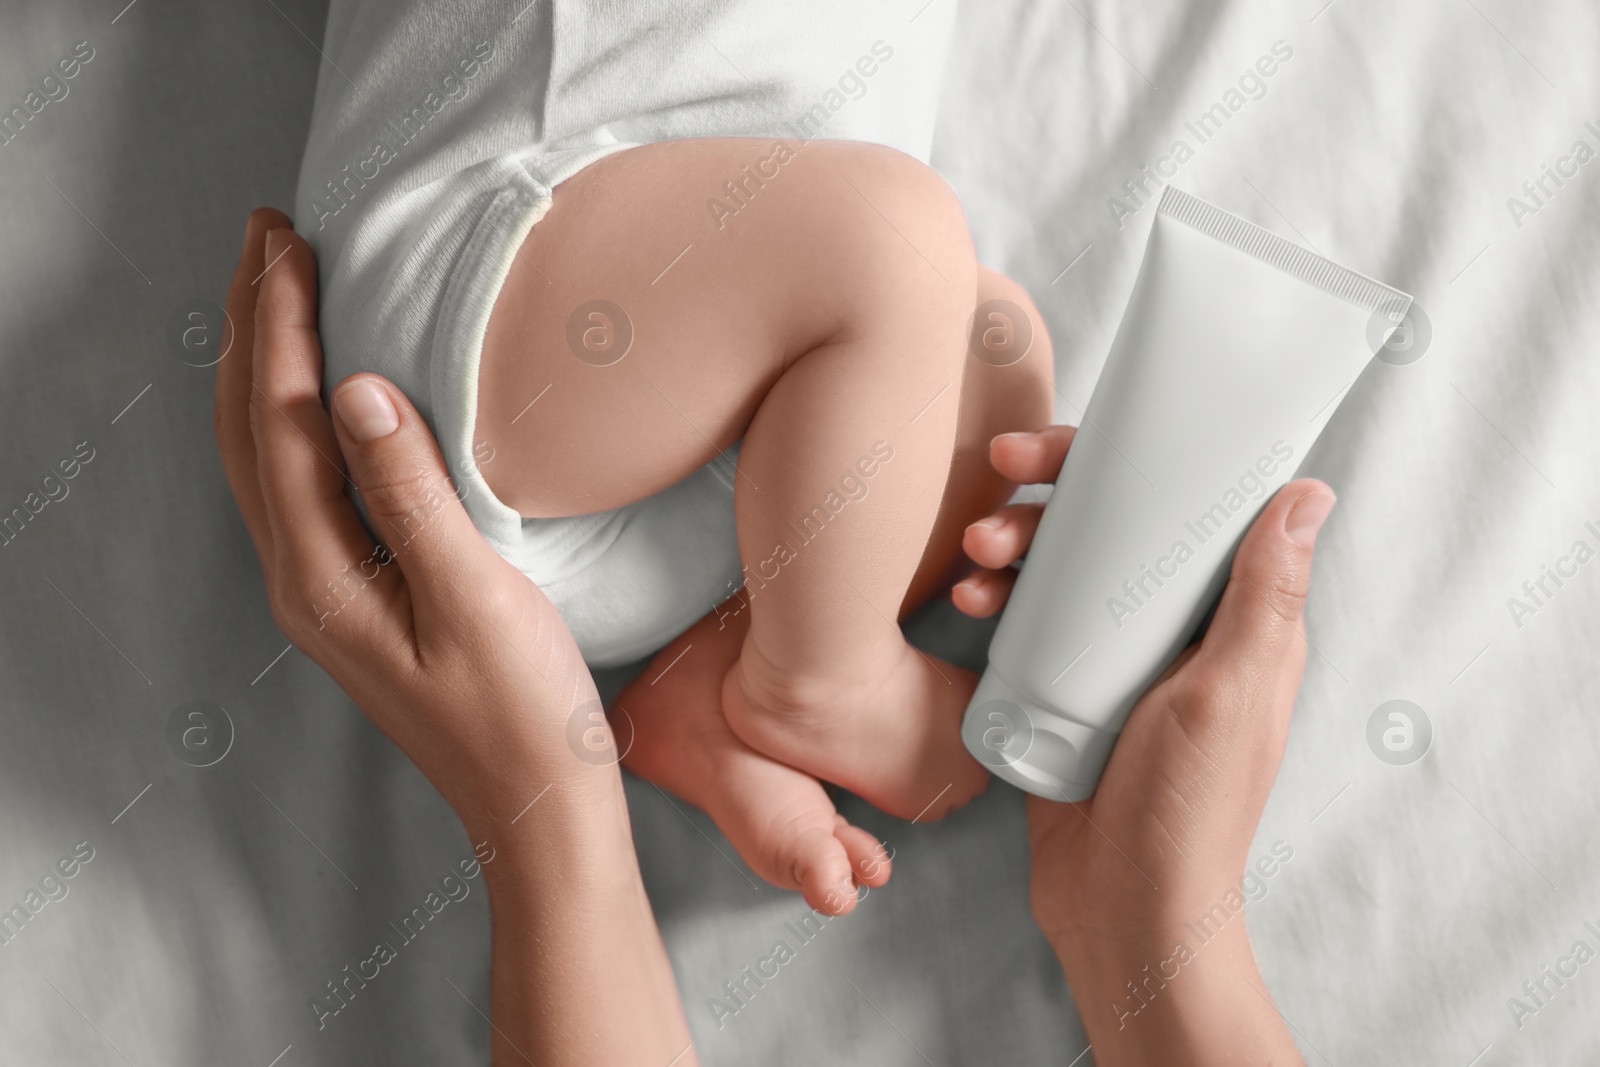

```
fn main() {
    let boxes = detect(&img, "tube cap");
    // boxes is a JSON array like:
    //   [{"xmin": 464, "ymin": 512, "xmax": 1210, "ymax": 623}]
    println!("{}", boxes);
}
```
[{"xmin": 961, "ymin": 668, "xmax": 1120, "ymax": 801}]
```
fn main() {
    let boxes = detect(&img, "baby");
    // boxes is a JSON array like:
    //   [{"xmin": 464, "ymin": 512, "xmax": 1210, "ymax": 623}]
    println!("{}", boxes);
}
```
[{"xmin": 297, "ymin": 0, "xmax": 1052, "ymax": 911}]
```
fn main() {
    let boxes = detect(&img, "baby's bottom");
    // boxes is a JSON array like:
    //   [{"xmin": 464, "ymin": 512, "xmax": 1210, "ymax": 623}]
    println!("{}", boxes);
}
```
[{"xmin": 478, "ymin": 139, "xmax": 1052, "ymax": 905}]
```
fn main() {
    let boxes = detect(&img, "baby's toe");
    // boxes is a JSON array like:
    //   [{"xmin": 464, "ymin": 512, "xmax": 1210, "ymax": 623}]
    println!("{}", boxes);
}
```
[
  {"xmin": 835, "ymin": 818, "xmax": 893, "ymax": 889},
  {"xmin": 698, "ymin": 759, "xmax": 860, "ymax": 910},
  {"xmin": 780, "ymin": 819, "xmax": 859, "ymax": 916}
]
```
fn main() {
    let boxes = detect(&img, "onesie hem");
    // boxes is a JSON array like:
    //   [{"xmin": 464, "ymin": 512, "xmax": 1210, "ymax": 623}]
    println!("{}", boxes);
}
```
[{"xmin": 429, "ymin": 146, "xmax": 636, "ymax": 590}]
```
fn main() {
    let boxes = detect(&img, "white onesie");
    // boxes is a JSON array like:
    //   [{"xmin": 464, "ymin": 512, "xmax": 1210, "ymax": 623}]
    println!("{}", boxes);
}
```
[{"xmin": 296, "ymin": 0, "xmax": 956, "ymax": 666}]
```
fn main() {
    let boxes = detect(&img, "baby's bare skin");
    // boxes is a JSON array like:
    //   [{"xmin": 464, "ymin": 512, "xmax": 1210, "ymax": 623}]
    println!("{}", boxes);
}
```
[{"xmin": 477, "ymin": 137, "xmax": 1052, "ymax": 909}]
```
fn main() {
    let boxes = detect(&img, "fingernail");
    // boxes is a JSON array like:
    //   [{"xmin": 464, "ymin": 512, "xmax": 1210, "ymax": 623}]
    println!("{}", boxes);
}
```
[
  {"xmin": 994, "ymin": 431, "xmax": 1031, "ymax": 443},
  {"xmin": 1285, "ymin": 490, "xmax": 1337, "ymax": 548},
  {"xmin": 971, "ymin": 515, "xmax": 1006, "ymax": 531},
  {"xmin": 334, "ymin": 378, "xmax": 399, "ymax": 442},
  {"xmin": 838, "ymin": 876, "xmax": 857, "ymax": 901}
]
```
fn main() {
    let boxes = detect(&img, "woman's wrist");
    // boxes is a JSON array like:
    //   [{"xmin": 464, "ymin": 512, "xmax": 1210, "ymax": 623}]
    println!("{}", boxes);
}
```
[
  {"xmin": 424, "ymin": 700, "xmax": 628, "ymax": 839},
  {"xmin": 476, "ymin": 779, "xmax": 643, "ymax": 925},
  {"xmin": 454, "ymin": 757, "xmax": 629, "ymax": 856},
  {"xmin": 471, "ymin": 761, "xmax": 699, "ymax": 1066},
  {"xmin": 1051, "ymin": 919, "xmax": 1302, "ymax": 1066}
]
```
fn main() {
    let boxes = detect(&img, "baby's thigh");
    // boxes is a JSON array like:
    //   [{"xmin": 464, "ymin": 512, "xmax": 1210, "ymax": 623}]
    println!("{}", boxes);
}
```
[{"xmin": 476, "ymin": 137, "xmax": 973, "ymax": 519}]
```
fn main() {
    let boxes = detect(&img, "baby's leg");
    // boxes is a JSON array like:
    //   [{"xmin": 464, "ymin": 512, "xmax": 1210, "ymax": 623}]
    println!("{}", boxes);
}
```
[
  {"xmin": 480, "ymin": 138, "xmax": 981, "ymax": 819},
  {"xmin": 905, "ymin": 268, "xmax": 1058, "ymax": 612},
  {"xmin": 618, "ymin": 603, "xmax": 893, "ymax": 915},
  {"xmin": 716, "ymin": 267, "xmax": 1056, "ymax": 819},
  {"xmin": 616, "ymin": 269, "xmax": 1052, "ymax": 905}
]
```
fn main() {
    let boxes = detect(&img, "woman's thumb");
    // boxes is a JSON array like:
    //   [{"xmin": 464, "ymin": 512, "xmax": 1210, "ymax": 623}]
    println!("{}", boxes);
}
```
[
  {"xmin": 1189, "ymin": 478, "xmax": 1335, "ymax": 696},
  {"xmin": 329, "ymin": 374, "xmax": 502, "ymax": 611}
]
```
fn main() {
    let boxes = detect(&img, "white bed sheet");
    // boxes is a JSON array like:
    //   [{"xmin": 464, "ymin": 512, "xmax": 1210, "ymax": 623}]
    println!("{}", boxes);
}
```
[{"xmin": 0, "ymin": 0, "xmax": 1593, "ymax": 1064}]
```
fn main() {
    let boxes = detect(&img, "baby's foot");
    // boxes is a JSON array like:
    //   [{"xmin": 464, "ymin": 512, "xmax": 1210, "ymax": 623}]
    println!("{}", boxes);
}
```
[
  {"xmin": 617, "ymin": 607, "xmax": 892, "ymax": 915},
  {"xmin": 721, "ymin": 634, "xmax": 988, "ymax": 824}
]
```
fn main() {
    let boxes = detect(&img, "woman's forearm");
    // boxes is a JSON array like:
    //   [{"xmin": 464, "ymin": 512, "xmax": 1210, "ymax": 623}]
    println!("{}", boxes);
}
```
[
  {"xmin": 471, "ymin": 771, "xmax": 697, "ymax": 1067},
  {"xmin": 968, "ymin": 434, "xmax": 1336, "ymax": 1066},
  {"xmin": 1052, "ymin": 922, "xmax": 1302, "ymax": 1067}
]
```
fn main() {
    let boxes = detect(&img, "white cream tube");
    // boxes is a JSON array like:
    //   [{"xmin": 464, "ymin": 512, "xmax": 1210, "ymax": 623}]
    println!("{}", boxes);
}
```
[{"xmin": 963, "ymin": 186, "xmax": 1410, "ymax": 800}]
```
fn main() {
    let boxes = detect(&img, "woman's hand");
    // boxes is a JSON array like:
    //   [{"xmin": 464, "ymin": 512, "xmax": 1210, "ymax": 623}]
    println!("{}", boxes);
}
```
[
  {"xmin": 215, "ymin": 209, "xmax": 697, "ymax": 1067},
  {"xmin": 215, "ymin": 212, "xmax": 603, "ymax": 826},
  {"xmin": 958, "ymin": 427, "xmax": 1329, "ymax": 1066}
]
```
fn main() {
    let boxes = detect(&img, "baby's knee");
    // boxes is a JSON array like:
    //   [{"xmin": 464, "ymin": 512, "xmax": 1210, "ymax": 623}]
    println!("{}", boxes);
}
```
[{"xmin": 799, "ymin": 142, "xmax": 978, "ymax": 327}]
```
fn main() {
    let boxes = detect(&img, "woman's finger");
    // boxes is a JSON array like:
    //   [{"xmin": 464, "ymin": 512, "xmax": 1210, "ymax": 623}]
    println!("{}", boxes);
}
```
[
  {"xmin": 328, "ymin": 373, "xmax": 517, "ymax": 635},
  {"xmin": 216, "ymin": 207, "xmax": 290, "ymax": 570},
  {"xmin": 988, "ymin": 424, "xmax": 1076, "ymax": 485},
  {"xmin": 250, "ymin": 228, "xmax": 390, "ymax": 637},
  {"xmin": 951, "ymin": 567, "xmax": 1016, "ymax": 618},
  {"xmin": 961, "ymin": 502, "xmax": 1044, "ymax": 570},
  {"xmin": 1180, "ymin": 478, "xmax": 1335, "ymax": 728}
]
